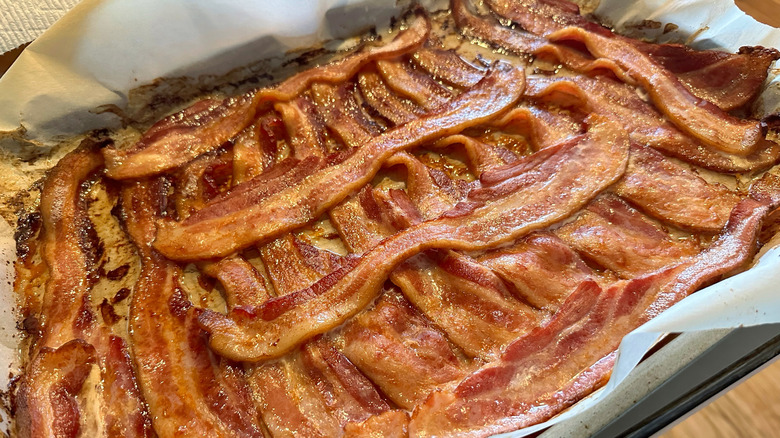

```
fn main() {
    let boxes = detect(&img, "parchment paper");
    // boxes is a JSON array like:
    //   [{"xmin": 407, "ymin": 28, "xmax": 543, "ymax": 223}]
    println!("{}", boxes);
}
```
[{"xmin": 0, "ymin": 0, "xmax": 778, "ymax": 436}]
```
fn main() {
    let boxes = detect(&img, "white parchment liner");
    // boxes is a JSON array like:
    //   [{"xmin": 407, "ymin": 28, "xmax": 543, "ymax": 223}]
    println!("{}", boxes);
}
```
[{"xmin": 0, "ymin": 0, "xmax": 778, "ymax": 436}]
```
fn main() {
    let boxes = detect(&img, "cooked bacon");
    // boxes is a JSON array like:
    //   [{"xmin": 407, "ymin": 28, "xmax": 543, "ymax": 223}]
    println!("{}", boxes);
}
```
[
  {"xmin": 344, "ymin": 410, "xmax": 410, "ymax": 438},
  {"xmin": 122, "ymin": 179, "xmax": 265, "ymax": 437},
  {"xmin": 231, "ymin": 112, "xmax": 284, "ymax": 184},
  {"xmin": 197, "ymin": 118, "xmax": 628, "ymax": 361},
  {"xmin": 412, "ymin": 47, "xmax": 485, "ymax": 88},
  {"xmin": 16, "ymin": 340, "xmax": 96, "ymax": 438},
  {"xmin": 556, "ymin": 195, "xmax": 701, "ymax": 278},
  {"xmin": 452, "ymin": 0, "xmax": 634, "ymax": 84},
  {"xmin": 18, "ymin": 144, "xmax": 153, "ymax": 438},
  {"xmin": 357, "ymin": 69, "xmax": 423, "ymax": 126},
  {"xmin": 275, "ymin": 95, "xmax": 328, "ymax": 159},
  {"xmin": 483, "ymin": 0, "xmax": 764, "ymax": 155},
  {"xmin": 340, "ymin": 288, "xmax": 470, "ymax": 409},
  {"xmin": 311, "ymin": 82, "xmax": 381, "ymax": 148},
  {"xmin": 484, "ymin": 0, "xmax": 779, "ymax": 111},
  {"xmin": 200, "ymin": 256, "xmax": 271, "ymax": 308},
  {"xmin": 102, "ymin": 10, "xmax": 431, "ymax": 180},
  {"xmin": 154, "ymin": 63, "xmax": 526, "ymax": 261},
  {"xmin": 36, "ymin": 146, "xmax": 103, "ymax": 348},
  {"xmin": 637, "ymin": 43, "xmax": 780, "ymax": 111},
  {"xmin": 392, "ymin": 250, "xmax": 539, "ymax": 360},
  {"xmin": 433, "ymin": 135, "xmax": 517, "ymax": 175},
  {"xmin": 337, "ymin": 180, "xmax": 536, "ymax": 361},
  {"xmin": 615, "ymin": 144, "xmax": 743, "ymax": 232},
  {"xmin": 493, "ymin": 104, "xmax": 583, "ymax": 151},
  {"xmin": 525, "ymin": 75, "xmax": 780, "ymax": 173},
  {"xmin": 376, "ymin": 58, "xmax": 454, "ymax": 110},
  {"xmin": 410, "ymin": 197, "xmax": 771, "ymax": 437},
  {"xmin": 383, "ymin": 152, "xmax": 471, "ymax": 219},
  {"xmin": 477, "ymin": 232, "xmax": 597, "ymax": 311},
  {"xmin": 173, "ymin": 147, "xmax": 234, "ymax": 219},
  {"xmin": 249, "ymin": 234, "xmax": 391, "ymax": 436}
]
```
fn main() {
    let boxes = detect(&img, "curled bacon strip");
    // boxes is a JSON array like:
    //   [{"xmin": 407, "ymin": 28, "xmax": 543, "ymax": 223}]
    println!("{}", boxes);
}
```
[
  {"xmin": 154, "ymin": 62, "xmax": 526, "ymax": 261},
  {"xmin": 197, "ymin": 118, "xmax": 628, "ymax": 361},
  {"xmin": 16, "ymin": 340, "xmax": 96, "ymax": 438},
  {"xmin": 17, "ymin": 143, "xmax": 152, "ymax": 438},
  {"xmin": 482, "ymin": 0, "xmax": 765, "ymax": 155},
  {"xmin": 122, "ymin": 179, "xmax": 265, "ymax": 437},
  {"xmin": 410, "ymin": 197, "xmax": 773, "ymax": 437},
  {"xmin": 525, "ymin": 75, "xmax": 780, "ymax": 173},
  {"xmin": 102, "ymin": 10, "xmax": 431, "ymax": 179}
]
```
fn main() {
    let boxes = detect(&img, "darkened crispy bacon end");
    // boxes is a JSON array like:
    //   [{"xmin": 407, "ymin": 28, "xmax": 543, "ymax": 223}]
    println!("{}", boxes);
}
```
[{"xmin": 14, "ymin": 2, "xmax": 780, "ymax": 438}]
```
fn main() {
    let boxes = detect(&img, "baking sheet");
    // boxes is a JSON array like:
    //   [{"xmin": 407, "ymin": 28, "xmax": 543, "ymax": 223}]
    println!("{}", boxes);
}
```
[{"xmin": 0, "ymin": 0, "xmax": 779, "ymax": 436}]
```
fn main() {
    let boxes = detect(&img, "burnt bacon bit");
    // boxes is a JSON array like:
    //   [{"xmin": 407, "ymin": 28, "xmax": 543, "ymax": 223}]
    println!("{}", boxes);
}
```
[
  {"xmin": 196, "ymin": 118, "xmax": 629, "ymax": 362},
  {"xmin": 102, "ymin": 9, "xmax": 432, "ymax": 180},
  {"xmin": 106, "ymin": 264, "xmax": 130, "ymax": 281},
  {"xmin": 154, "ymin": 62, "xmax": 526, "ymax": 261},
  {"xmin": 14, "ymin": 211, "xmax": 41, "ymax": 260}
]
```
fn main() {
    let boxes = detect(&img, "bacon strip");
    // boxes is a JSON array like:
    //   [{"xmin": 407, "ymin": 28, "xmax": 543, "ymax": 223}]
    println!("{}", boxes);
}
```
[
  {"xmin": 615, "ymin": 144, "xmax": 743, "ymax": 232},
  {"xmin": 102, "ymin": 10, "xmax": 431, "ymax": 179},
  {"xmin": 484, "ymin": 0, "xmax": 764, "ymax": 155},
  {"xmin": 17, "ymin": 144, "xmax": 153, "ymax": 438},
  {"xmin": 412, "ymin": 48, "xmax": 485, "ymax": 88},
  {"xmin": 231, "ymin": 112, "xmax": 284, "ymax": 185},
  {"xmin": 525, "ymin": 75, "xmax": 780, "ymax": 172},
  {"xmin": 336, "ymin": 180, "xmax": 536, "ymax": 361},
  {"xmin": 556, "ymin": 195, "xmax": 701, "ymax": 278},
  {"xmin": 311, "ymin": 82, "xmax": 381, "ymax": 148},
  {"xmin": 122, "ymin": 179, "xmax": 265, "ymax": 437},
  {"xmin": 477, "ymin": 232, "xmax": 597, "ymax": 311},
  {"xmin": 483, "ymin": 0, "xmax": 779, "ymax": 111},
  {"xmin": 357, "ymin": 69, "xmax": 422, "ymax": 126},
  {"xmin": 410, "ymin": 197, "xmax": 772, "ymax": 437},
  {"xmin": 197, "ymin": 118, "xmax": 628, "ymax": 361},
  {"xmin": 154, "ymin": 63, "xmax": 526, "ymax": 261},
  {"xmin": 275, "ymin": 95, "xmax": 328, "ymax": 159},
  {"xmin": 376, "ymin": 58, "xmax": 454, "ymax": 110},
  {"xmin": 250, "ymin": 234, "xmax": 391, "ymax": 436},
  {"xmin": 16, "ymin": 340, "xmax": 96, "ymax": 438},
  {"xmin": 339, "ymin": 288, "xmax": 470, "ymax": 409}
]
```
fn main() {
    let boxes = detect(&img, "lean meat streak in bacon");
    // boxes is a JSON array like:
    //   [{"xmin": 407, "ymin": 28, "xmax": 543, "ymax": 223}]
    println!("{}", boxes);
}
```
[{"xmin": 14, "ymin": 3, "xmax": 780, "ymax": 437}]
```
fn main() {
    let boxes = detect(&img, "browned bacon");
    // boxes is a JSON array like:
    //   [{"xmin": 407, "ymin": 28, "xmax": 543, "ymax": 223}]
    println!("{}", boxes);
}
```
[
  {"xmin": 484, "ymin": 0, "xmax": 779, "ymax": 111},
  {"xmin": 17, "ymin": 144, "xmax": 153, "ymax": 438},
  {"xmin": 410, "ymin": 197, "xmax": 772, "ymax": 437},
  {"xmin": 376, "ymin": 58, "xmax": 454, "ymax": 110},
  {"xmin": 525, "ymin": 75, "xmax": 780, "ymax": 173},
  {"xmin": 201, "ymin": 256, "xmax": 271, "ymax": 308},
  {"xmin": 275, "ymin": 95, "xmax": 328, "ymax": 159},
  {"xmin": 340, "ymin": 288, "xmax": 471, "ymax": 409},
  {"xmin": 311, "ymin": 82, "xmax": 381, "ymax": 148},
  {"xmin": 102, "ymin": 10, "xmax": 431, "ymax": 179},
  {"xmin": 477, "ymin": 232, "xmax": 597, "ymax": 311},
  {"xmin": 556, "ymin": 195, "xmax": 701, "ymax": 278},
  {"xmin": 412, "ymin": 48, "xmax": 485, "ymax": 88},
  {"xmin": 249, "ymin": 234, "xmax": 392, "ymax": 437},
  {"xmin": 615, "ymin": 144, "xmax": 743, "ymax": 232},
  {"xmin": 154, "ymin": 63, "xmax": 526, "ymax": 261},
  {"xmin": 16, "ymin": 340, "xmax": 96, "ymax": 438},
  {"xmin": 358, "ymin": 69, "xmax": 423, "ymax": 126},
  {"xmin": 231, "ymin": 112, "xmax": 284, "ymax": 184},
  {"xmin": 484, "ymin": 0, "xmax": 765, "ymax": 155},
  {"xmin": 197, "ymin": 118, "xmax": 628, "ymax": 361},
  {"xmin": 122, "ymin": 179, "xmax": 265, "ymax": 437}
]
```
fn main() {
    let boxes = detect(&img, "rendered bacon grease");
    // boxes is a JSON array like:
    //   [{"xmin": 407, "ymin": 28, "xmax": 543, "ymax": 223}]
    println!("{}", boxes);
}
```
[{"xmin": 12, "ymin": 1, "xmax": 780, "ymax": 437}]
